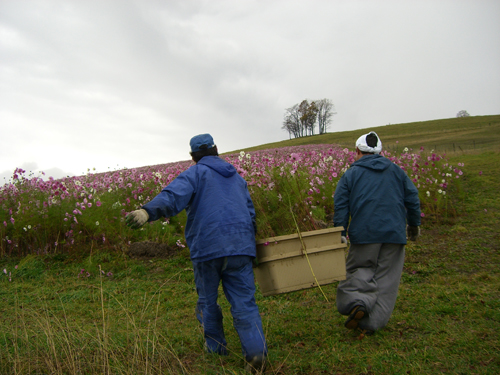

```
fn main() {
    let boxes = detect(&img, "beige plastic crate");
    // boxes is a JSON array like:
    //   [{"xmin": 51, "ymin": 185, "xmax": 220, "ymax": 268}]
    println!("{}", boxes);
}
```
[{"xmin": 254, "ymin": 227, "xmax": 347, "ymax": 296}]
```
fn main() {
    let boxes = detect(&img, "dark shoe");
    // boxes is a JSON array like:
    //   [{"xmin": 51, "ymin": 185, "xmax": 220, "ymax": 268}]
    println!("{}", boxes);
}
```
[
  {"xmin": 344, "ymin": 305, "xmax": 366, "ymax": 330},
  {"xmin": 245, "ymin": 355, "xmax": 266, "ymax": 374}
]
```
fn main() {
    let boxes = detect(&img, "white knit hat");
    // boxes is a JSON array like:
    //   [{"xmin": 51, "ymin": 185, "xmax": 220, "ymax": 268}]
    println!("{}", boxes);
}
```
[{"xmin": 355, "ymin": 131, "xmax": 382, "ymax": 154}]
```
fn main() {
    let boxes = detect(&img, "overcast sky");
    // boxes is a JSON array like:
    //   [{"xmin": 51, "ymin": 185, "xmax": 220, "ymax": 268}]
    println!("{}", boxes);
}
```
[{"xmin": 1, "ymin": 0, "xmax": 499, "ymax": 182}]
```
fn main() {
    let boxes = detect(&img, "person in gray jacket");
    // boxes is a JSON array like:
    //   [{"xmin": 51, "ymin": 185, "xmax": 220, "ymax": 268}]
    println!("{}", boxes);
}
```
[{"xmin": 333, "ymin": 131, "xmax": 421, "ymax": 336}]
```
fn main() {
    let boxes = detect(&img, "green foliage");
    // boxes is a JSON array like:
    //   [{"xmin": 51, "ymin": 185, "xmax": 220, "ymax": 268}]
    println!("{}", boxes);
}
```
[
  {"xmin": 1, "ymin": 129, "xmax": 499, "ymax": 373},
  {"xmin": 240, "ymin": 114, "xmax": 500, "ymax": 155},
  {"xmin": 251, "ymin": 167, "xmax": 328, "ymax": 238},
  {"xmin": 13, "ymin": 254, "xmax": 46, "ymax": 279},
  {"xmin": 0, "ymin": 115, "xmax": 498, "ymax": 374},
  {"xmin": 2, "ymin": 115, "xmax": 495, "ymax": 258}
]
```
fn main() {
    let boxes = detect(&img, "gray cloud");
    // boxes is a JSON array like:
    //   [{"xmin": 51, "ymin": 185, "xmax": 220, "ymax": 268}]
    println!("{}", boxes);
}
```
[{"xmin": 1, "ymin": 0, "xmax": 499, "ymax": 180}]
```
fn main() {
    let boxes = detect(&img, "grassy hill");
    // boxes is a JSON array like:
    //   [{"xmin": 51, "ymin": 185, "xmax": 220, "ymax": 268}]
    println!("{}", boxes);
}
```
[
  {"xmin": 233, "ymin": 114, "xmax": 500, "ymax": 155},
  {"xmin": 0, "ymin": 115, "xmax": 499, "ymax": 374}
]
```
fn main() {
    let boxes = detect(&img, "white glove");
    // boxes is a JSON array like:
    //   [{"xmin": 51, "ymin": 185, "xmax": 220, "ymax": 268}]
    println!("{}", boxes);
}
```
[
  {"xmin": 126, "ymin": 209, "xmax": 149, "ymax": 229},
  {"xmin": 341, "ymin": 236, "xmax": 347, "ymax": 244}
]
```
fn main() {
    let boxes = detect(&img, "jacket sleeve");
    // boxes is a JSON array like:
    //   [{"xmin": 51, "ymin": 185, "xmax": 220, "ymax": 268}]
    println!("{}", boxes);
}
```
[
  {"xmin": 142, "ymin": 169, "xmax": 197, "ymax": 222},
  {"xmin": 403, "ymin": 175, "xmax": 421, "ymax": 227},
  {"xmin": 246, "ymin": 189, "xmax": 257, "ymax": 235},
  {"xmin": 333, "ymin": 174, "xmax": 350, "ymax": 236}
]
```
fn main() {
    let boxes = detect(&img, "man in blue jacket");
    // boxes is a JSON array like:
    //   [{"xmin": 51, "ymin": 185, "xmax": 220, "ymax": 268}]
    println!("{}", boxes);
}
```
[
  {"xmin": 126, "ymin": 134, "xmax": 267, "ymax": 373},
  {"xmin": 333, "ymin": 131, "xmax": 421, "ymax": 337}
]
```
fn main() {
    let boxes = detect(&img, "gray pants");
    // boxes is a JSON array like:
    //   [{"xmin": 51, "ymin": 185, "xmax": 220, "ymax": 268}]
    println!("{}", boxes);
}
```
[{"xmin": 336, "ymin": 243, "xmax": 405, "ymax": 331}]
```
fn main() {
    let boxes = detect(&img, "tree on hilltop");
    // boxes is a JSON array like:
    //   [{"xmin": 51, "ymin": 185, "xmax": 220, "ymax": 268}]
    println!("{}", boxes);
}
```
[
  {"xmin": 282, "ymin": 98, "xmax": 335, "ymax": 139},
  {"xmin": 316, "ymin": 98, "xmax": 336, "ymax": 134},
  {"xmin": 456, "ymin": 110, "xmax": 470, "ymax": 117},
  {"xmin": 299, "ymin": 100, "xmax": 319, "ymax": 136},
  {"xmin": 282, "ymin": 104, "xmax": 302, "ymax": 139}
]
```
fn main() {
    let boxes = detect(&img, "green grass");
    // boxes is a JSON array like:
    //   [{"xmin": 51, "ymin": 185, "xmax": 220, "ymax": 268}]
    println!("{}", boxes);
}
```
[
  {"xmin": 234, "ymin": 114, "xmax": 500, "ymax": 155},
  {"xmin": 1, "ymin": 116, "xmax": 499, "ymax": 374}
]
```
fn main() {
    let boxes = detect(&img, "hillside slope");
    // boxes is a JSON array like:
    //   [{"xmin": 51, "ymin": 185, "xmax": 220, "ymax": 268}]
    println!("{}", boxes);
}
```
[{"xmin": 232, "ymin": 115, "xmax": 500, "ymax": 155}]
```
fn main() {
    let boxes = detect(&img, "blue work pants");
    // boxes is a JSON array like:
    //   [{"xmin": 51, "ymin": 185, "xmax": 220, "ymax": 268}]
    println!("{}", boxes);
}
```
[{"xmin": 192, "ymin": 255, "xmax": 267, "ymax": 361}]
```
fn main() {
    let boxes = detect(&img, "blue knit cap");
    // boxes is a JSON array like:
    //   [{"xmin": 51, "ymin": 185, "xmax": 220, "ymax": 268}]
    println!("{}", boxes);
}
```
[{"xmin": 190, "ymin": 133, "xmax": 215, "ymax": 153}]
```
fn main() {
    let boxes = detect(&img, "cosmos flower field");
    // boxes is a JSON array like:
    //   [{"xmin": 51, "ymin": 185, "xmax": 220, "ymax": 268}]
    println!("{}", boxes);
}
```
[{"xmin": 0, "ymin": 144, "xmax": 464, "ymax": 257}]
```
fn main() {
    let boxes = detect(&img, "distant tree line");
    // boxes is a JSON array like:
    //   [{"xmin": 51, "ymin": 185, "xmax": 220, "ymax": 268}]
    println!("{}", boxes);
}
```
[{"xmin": 282, "ymin": 99, "xmax": 336, "ymax": 139}]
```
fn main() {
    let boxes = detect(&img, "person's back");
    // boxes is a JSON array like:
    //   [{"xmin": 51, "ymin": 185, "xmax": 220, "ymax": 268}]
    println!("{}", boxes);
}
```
[
  {"xmin": 125, "ymin": 134, "xmax": 267, "ymax": 373},
  {"xmin": 334, "ymin": 131, "xmax": 420, "ymax": 337},
  {"xmin": 334, "ymin": 153, "xmax": 420, "ymax": 244},
  {"xmin": 185, "ymin": 156, "xmax": 257, "ymax": 261},
  {"xmin": 143, "ymin": 155, "xmax": 257, "ymax": 262}
]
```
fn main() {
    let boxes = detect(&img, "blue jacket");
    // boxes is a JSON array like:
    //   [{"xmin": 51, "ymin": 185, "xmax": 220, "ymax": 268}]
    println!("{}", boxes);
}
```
[
  {"xmin": 142, "ymin": 156, "xmax": 257, "ymax": 262},
  {"xmin": 333, "ymin": 154, "xmax": 421, "ymax": 244}
]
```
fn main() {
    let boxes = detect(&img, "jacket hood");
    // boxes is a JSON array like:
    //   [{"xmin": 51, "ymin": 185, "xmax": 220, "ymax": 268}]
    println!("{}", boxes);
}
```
[
  {"xmin": 197, "ymin": 156, "xmax": 237, "ymax": 177},
  {"xmin": 352, "ymin": 154, "xmax": 391, "ymax": 171}
]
